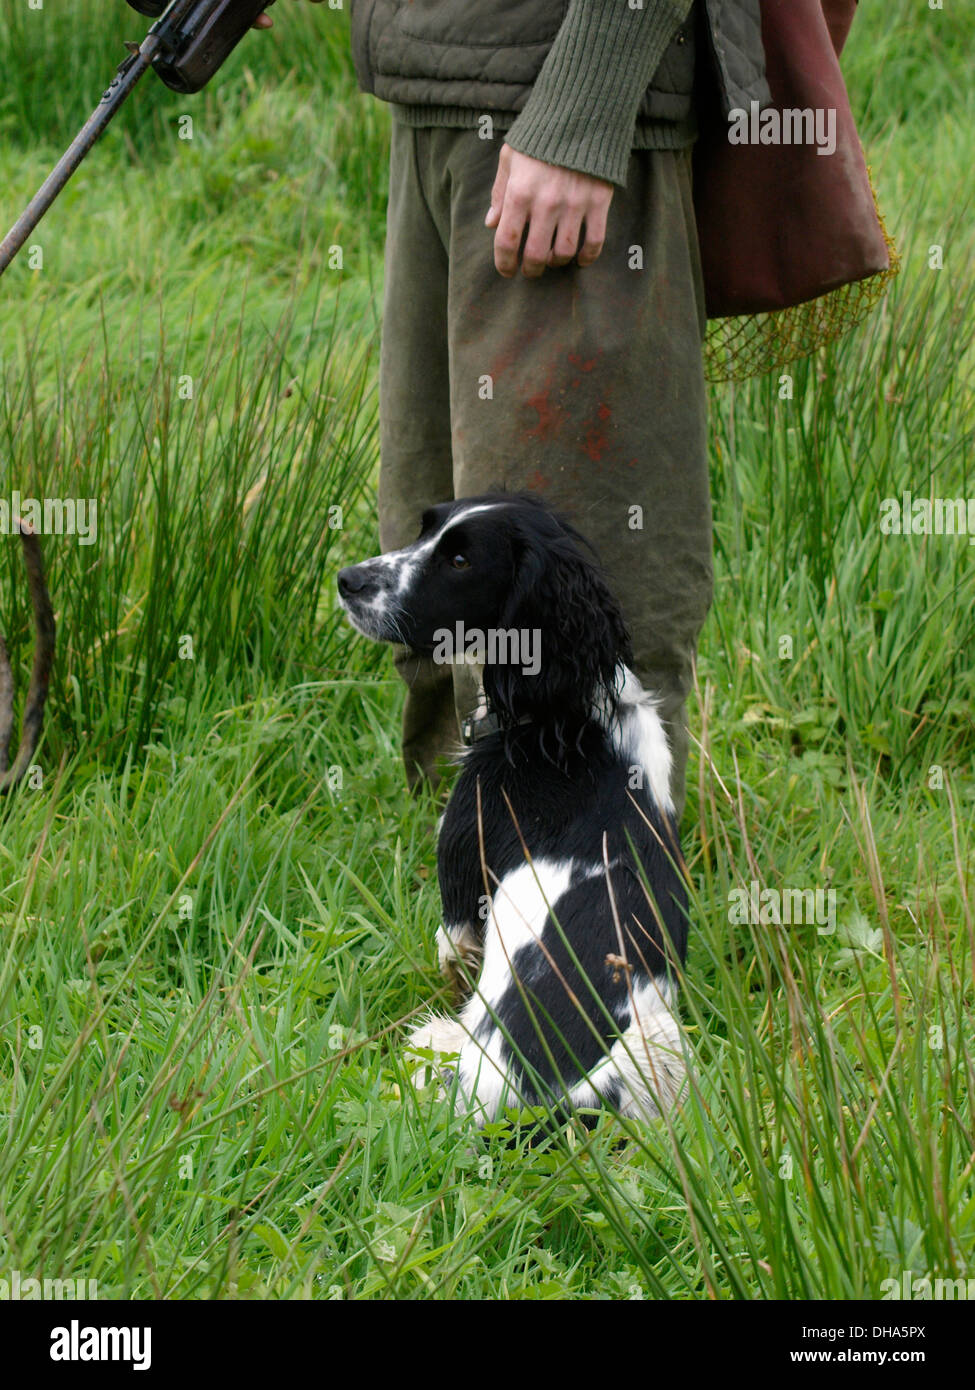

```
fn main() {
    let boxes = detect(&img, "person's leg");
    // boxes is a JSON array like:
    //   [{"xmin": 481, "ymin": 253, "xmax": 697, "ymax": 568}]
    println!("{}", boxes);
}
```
[
  {"xmin": 378, "ymin": 123, "xmax": 459, "ymax": 789},
  {"xmin": 435, "ymin": 132, "xmax": 711, "ymax": 819}
]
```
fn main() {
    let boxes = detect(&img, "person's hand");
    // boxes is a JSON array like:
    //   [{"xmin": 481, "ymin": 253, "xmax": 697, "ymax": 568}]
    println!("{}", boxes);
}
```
[
  {"xmin": 485, "ymin": 144, "xmax": 614, "ymax": 279},
  {"xmin": 256, "ymin": 1, "xmax": 327, "ymax": 28}
]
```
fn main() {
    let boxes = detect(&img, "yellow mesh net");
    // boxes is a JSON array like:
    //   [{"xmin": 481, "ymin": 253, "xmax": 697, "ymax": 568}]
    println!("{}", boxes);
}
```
[{"xmin": 704, "ymin": 174, "xmax": 900, "ymax": 384}]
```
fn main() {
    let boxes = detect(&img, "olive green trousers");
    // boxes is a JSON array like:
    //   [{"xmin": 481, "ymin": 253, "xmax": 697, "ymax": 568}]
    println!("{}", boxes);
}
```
[{"xmin": 378, "ymin": 123, "xmax": 712, "ymax": 820}]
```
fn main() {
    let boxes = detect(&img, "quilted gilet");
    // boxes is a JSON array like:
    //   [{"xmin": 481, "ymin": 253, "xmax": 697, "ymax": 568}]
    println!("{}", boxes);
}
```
[{"xmin": 349, "ymin": 0, "xmax": 770, "ymax": 121}]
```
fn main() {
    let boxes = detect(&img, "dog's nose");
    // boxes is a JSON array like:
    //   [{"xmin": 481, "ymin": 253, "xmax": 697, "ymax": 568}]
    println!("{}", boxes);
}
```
[{"xmin": 338, "ymin": 565, "xmax": 375, "ymax": 599}]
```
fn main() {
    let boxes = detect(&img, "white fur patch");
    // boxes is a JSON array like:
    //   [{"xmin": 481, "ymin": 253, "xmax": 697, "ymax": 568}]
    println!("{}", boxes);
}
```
[
  {"xmin": 609, "ymin": 665, "xmax": 675, "ymax": 817},
  {"xmin": 380, "ymin": 502, "xmax": 509, "ymax": 594},
  {"xmin": 406, "ymin": 1014, "xmax": 467, "ymax": 1057},
  {"xmin": 450, "ymin": 858, "xmax": 573, "ymax": 1119},
  {"xmin": 573, "ymin": 977, "xmax": 684, "ymax": 1119},
  {"xmin": 464, "ymin": 858, "xmax": 574, "ymax": 1021}
]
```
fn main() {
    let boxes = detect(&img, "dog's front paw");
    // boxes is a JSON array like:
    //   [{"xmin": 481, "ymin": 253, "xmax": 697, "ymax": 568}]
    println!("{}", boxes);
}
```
[
  {"xmin": 404, "ymin": 1015, "xmax": 466, "ymax": 1096},
  {"xmin": 436, "ymin": 923, "xmax": 483, "ymax": 1000}
]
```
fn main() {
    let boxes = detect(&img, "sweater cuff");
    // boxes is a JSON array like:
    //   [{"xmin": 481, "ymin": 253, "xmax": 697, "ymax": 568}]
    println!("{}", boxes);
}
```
[{"xmin": 503, "ymin": 0, "xmax": 694, "ymax": 187}]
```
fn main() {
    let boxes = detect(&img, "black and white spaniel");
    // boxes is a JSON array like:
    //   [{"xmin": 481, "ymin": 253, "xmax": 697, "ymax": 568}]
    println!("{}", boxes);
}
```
[{"xmin": 337, "ymin": 493, "xmax": 688, "ymax": 1124}]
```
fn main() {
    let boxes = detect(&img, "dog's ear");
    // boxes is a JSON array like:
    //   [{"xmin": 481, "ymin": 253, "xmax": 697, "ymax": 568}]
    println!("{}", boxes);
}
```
[{"xmin": 484, "ymin": 520, "xmax": 632, "ymax": 739}]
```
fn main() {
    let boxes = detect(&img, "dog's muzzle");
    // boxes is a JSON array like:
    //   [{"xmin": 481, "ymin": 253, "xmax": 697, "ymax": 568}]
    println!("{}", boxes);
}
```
[
  {"xmin": 336, "ymin": 561, "xmax": 395, "ymax": 640},
  {"xmin": 337, "ymin": 563, "xmax": 381, "ymax": 603}
]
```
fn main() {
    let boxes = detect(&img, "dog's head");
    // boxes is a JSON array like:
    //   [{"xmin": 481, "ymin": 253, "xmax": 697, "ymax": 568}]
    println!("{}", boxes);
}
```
[{"xmin": 338, "ymin": 493, "xmax": 632, "ymax": 734}]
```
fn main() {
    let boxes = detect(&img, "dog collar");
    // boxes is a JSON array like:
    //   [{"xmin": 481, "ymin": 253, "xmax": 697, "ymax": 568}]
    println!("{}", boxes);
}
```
[
  {"xmin": 461, "ymin": 709, "xmax": 501, "ymax": 746},
  {"xmin": 461, "ymin": 709, "xmax": 532, "ymax": 746}
]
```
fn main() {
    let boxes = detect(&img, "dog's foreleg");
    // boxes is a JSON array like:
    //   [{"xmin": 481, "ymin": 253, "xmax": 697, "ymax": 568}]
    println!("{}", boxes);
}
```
[
  {"xmin": 573, "ymin": 980, "xmax": 686, "ymax": 1120},
  {"xmin": 404, "ymin": 1013, "xmax": 468, "ymax": 1095}
]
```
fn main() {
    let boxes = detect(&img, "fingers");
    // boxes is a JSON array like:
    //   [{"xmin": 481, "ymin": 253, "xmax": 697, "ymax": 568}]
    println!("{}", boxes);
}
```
[
  {"xmin": 493, "ymin": 188, "xmax": 531, "ymax": 277},
  {"xmin": 548, "ymin": 205, "xmax": 584, "ymax": 268},
  {"xmin": 491, "ymin": 150, "xmax": 529, "ymax": 278},
  {"xmin": 485, "ymin": 146, "xmax": 510, "ymax": 231},
  {"xmin": 491, "ymin": 154, "xmax": 560, "ymax": 278},
  {"xmin": 488, "ymin": 147, "xmax": 614, "ymax": 278},
  {"xmin": 576, "ymin": 199, "xmax": 610, "ymax": 267},
  {"xmin": 519, "ymin": 198, "xmax": 560, "ymax": 278}
]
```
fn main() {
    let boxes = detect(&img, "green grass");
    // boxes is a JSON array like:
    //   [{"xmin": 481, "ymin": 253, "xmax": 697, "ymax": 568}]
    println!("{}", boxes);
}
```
[{"xmin": 0, "ymin": 0, "xmax": 972, "ymax": 1299}]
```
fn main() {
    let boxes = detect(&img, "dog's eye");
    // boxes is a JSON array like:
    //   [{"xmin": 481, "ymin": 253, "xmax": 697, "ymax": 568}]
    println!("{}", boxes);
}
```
[{"xmin": 450, "ymin": 554, "xmax": 470, "ymax": 570}]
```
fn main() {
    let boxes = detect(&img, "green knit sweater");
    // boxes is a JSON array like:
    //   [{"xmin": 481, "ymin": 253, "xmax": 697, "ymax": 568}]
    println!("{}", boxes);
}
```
[{"xmin": 391, "ymin": 0, "xmax": 698, "ymax": 186}]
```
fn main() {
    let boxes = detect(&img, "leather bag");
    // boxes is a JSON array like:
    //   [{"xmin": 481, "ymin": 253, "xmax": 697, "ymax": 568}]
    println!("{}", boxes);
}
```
[{"xmin": 694, "ymin": 0, "xmax": 892, "ymax": 319}]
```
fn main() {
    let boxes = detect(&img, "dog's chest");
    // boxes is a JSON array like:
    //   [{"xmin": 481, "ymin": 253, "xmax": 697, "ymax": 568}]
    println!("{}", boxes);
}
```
[
  {"xmin": 435, "ymin": 764, "xmax": 555, "ymax": 930},
  {"xmin": 435, "ymin": 747, "xmax": 608, "ymax": 935}
]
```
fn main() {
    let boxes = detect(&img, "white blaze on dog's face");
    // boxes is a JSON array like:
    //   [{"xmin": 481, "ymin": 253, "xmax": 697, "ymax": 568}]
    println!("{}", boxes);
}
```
[{"xmin": 336, "ymin": 500, "xmax": 519, "ymax": 650}]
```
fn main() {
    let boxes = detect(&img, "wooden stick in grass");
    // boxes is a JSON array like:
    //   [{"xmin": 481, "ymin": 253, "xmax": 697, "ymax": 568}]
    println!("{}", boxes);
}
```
[{"xmin": 0, "ymin": 520, "xmax": 55, "ymax": 792}]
